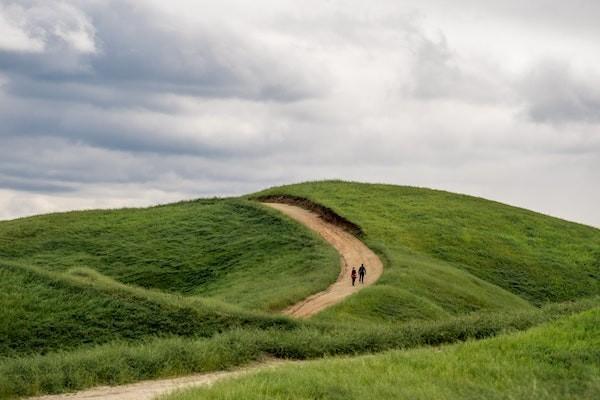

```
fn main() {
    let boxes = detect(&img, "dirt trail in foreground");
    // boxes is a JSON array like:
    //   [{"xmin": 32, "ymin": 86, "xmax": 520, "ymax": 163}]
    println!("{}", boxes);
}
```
[
  {"xmin": 29, "ymin": 203, "xmax": 383, "ymax": 400},
  {"xmin": 264, "ymin": 202, "xmax": 383, "ymax": 318},
  {"xmin": 30, "ymin": 361, "xmax": 287, "ymax": 400}
]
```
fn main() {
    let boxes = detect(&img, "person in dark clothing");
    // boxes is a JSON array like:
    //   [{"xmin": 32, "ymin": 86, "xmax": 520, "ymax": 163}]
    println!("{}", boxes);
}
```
[
  {"xmin": 351, "ymin": 267, "xmax": 357, "ymax": 286},
  {"xmin": 358, "ymin": 263, "xmax": 366, "ymax": 284}
]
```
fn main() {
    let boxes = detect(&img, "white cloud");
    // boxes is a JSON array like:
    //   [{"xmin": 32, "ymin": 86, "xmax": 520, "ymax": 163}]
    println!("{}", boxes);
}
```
[
  {"xmin": 517, "ymin": 60, "xmax": 600, "ymax": 124},
  {"xmin": 0, "ymin": 1, "xmax": 96, "ymax": 54},
  {"xmin": 52, "ymin": 16, "xmax": 96, "ymax": 53},
  {"xmin": 0, "ymin": 5, "xmax": 44, "ymax": 52},
  {"xmin": 0, "ymin": 0, "xmax": 599, "ymax": 227}
]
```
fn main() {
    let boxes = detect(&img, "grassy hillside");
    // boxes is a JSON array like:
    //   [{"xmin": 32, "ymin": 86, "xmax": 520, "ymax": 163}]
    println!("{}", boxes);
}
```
[
  {"xmin": 1, "ymin": 180, "xmax": 598, "ymax": 398},
  {"xmin": 0, "ymin": 260, "xmax": 296, "ymax": 358},
  {"xmin": 1, "ymin": 298, "xmax": 596, "ymax": 398},
  {"xmin": 256, "ymin": 181, "xmax": 600, "ymax": 323},
  {"xmin": 163, "ymin": 307, "xmax": 600, "ymax": 400},
  {"xmin": 0, "ymin": 199, "xmax": 338, "ymax": 311}
]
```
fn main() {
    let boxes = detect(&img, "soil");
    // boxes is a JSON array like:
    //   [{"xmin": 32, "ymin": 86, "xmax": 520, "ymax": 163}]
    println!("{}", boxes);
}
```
[{"xmin": 264, "ymin": 202, "xmax": 383, "ymax": 318}]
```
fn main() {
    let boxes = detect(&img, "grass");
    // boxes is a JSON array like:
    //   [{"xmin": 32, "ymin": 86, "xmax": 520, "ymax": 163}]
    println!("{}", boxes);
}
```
[
  {"xmin": 0, "ymin": 180, "xmax": 598, "ymax": 398},
  {"xmin": 315, "ymin": 251, "xmax": 534, "ymax": 325},
  {"xmin": 0, "ymin": 260, "xmax": 296, "ymax": 358},
  {"xmin": 0, "ymin": 298, "xmax": 596, "ymax": 399},
  {"xmin": 255, "ymin": 181, "xmax": 600, "ymax": 324},
  {"xmin": 163, "ymin": 307, "xmax": 600, "ymax": 400},
  {"xmin": 0, "ymin": 199, "xmax": 339, "ymax": 311}
]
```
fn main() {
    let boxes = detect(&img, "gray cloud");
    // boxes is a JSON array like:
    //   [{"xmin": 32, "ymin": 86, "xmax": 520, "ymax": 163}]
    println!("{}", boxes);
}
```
[
  {"xmin": 0, "ymin": 0, "xmax": 599, "ymax": 227},
  {"xmin": 1, "ymin": 0, "xmax": 324, "ymax": 104},
  {"xmin": 0, "ymin": 174, "xmax": 74, "ymax": 193},
  {"xmin": 519, "ymin": 60, "xmax": 600, "ymax": 124}
]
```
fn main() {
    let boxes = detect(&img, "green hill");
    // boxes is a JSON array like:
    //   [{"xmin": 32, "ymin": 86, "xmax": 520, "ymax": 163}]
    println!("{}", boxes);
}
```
[
  {"xmin": 256, "ymin": 181, "xmax": 600, "ymax": 323},
  {"xmin": 0, "ymin": 199, "xmax": 338, "ymax": 311},
  {"xmin": 0, "ymin": 260, "xmax": 297, "ymax": 358},
  {"xmin": 0, "ymin": 198, "xmax": 338, "ymax": 358},
  {"xmin": 0, "ymin": 180, "xmax": 598, "ymax": 398},
  {"xmin": 165, "ymin": 307, "xmax": 600, "ymax": 400}
]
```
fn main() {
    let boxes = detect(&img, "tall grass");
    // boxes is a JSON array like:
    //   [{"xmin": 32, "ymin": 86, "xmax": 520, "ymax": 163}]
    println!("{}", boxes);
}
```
[
  {"xmin": 0, "ymin": 261, "xmax": 296, "ymax": 358},
  {"xmin": 164, "ymin": 307, "xmax": 600, "ymax": 400},
  {"xmin": 0, "ymin": 199, "xmax": 338, "ymax": 311},
  {"xmin": 0, "ymin": 298, "xmax": 596, "ymax": 399}
]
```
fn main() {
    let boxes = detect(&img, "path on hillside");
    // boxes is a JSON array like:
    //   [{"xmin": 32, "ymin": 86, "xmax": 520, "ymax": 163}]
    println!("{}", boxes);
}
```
[
  {"xmin": 264, "ymin": 202, "xmax": 383, "ymax": 318},
  {"xmin": 29, "ymin": 203, "xmax": 383, "ymax": 400}
]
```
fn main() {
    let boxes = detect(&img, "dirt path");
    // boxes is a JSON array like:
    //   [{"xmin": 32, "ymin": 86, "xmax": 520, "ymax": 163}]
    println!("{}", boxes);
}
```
[
  {"xmin": 30, "ymin": 361, "xmax": 287, "ymax": 400},
  {"xmin": 28, "ymin": 203, "xmax": 383, "ymax": 400},
  {"xmin": 264, "ymin": 202, "xmax": 383, "ymax": 318}
]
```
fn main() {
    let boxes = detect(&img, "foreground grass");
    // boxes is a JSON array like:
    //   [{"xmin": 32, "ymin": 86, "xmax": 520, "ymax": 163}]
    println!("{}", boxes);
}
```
[
  {"xmin": 0, "ymin": 261, "xmax": 296, "ymax": 358},
  {"xmin": 164, "ymin": 307, "xmax": 600, "ymax": 400},
  {"xmin": 256, "ymin": 181, "xmax": 600, "ymax": 323},
  {"xmin": 0, "ymin": 298, "xmax": 596, "ymax": 399},
  {"xmin": 0, "ymin": 199, "xmax": 338, "ymax": 311}
]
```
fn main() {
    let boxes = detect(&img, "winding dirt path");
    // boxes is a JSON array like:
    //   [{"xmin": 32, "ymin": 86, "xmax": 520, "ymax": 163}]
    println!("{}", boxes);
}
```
[
  {"xmin": 30, "ymin": 361, "xmax": 288, "ymax": 400},
  {"xmin": 28, "ymin": 203, "xmax": 383, "ymax": 400},
  {"xmin": 264, "ymin": 202, "xmax": 383, "ymax": 318}
]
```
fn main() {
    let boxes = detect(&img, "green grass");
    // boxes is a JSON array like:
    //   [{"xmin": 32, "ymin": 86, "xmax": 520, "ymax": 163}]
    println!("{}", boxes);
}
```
[
  {"xmin": 1, "ymin": 298, "xmax": 596, "ymax": 399},
  {"xmin": 0, "ymin": 260, "xmax": 297, "ymax": 358},
  {"xmin": 1, "ymin": 180, "xmax": 598, "ymax": 398},
  {"xmin": 255, "ymin": 181, "xmax": 600, "ymax": 324},
  {"xmin": 0, "ymin": 199, "xmax": 338, "ymax": 311},
  {"xmin": 163, "ymin": 307, "xmax": 600, "ymax": 400},
  {"xmin": 0, "ymin": 196, "xmax": 339, "ymax": 359}
]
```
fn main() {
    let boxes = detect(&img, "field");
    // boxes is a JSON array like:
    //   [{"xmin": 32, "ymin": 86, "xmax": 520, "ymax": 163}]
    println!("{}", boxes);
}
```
[
  {"xmin": 164, "ymin": 307, "xmax": 600, "ymax": 400},
  {"xmin": 1, "ymin": 299, "xmax": 595, "ymax": 398},
  {"xmin": 0, "ymin": 180, "xmax": 598, "ymax": 399}
]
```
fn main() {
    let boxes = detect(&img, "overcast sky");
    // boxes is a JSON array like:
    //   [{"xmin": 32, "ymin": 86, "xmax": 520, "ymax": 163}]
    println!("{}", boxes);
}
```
[{"xmin": 1, "ymin": 0, "xmax": 599, "ymax": 226}]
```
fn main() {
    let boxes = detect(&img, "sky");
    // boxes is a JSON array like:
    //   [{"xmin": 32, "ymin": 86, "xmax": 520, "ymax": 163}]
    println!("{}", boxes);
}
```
[{"xmin": 0, "ymin": 0, "xmax": 599, "ymax": 227}]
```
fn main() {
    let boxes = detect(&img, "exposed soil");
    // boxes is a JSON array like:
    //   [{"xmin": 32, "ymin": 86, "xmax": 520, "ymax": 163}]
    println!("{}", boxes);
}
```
[
  {"xmin": 264, "ymin": 202, "xmax": 383, "ymax": 318},
  {"xmin": 30, "ymin": 361, "xmax": 287, "ymax": 400},
  {"xmin": 255, "ymin": 195, "xmax": 364, "ymax": 237}
]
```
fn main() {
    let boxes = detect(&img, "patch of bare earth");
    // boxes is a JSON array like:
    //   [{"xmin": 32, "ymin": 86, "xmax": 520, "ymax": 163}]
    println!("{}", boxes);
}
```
[
  {"xmin": 264, "ymin": 202, "xmax": 383, "ymax": 318},
  {"xmin": 30, "ymin": 361, "xmax": 288, "ymax": 400}
]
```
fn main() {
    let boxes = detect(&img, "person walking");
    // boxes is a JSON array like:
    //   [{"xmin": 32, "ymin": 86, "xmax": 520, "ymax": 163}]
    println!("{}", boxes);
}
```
[
  {"xmin": 358, "ymin": 263, "xmax": 366, "ymax": 284},
  {"xmin": 351, "ymin": 267, "xmax": 357, "ymax": 286}
]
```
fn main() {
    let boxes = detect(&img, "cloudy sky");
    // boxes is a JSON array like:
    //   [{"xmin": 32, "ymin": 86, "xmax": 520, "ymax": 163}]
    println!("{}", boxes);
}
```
[{"xmin": 1, "ymin": 0, "xmax": 599, "ymax": 226}]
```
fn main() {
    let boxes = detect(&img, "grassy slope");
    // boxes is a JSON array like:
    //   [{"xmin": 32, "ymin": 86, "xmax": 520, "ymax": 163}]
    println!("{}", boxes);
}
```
[
  {"xmin": 0, "ymin": 199, "xmax": 338, "ymax": 311},
  {"xmin": 0, "ymin": 261, "xmax": 296, "ymax": 358},
  {"xmin": 163, "ymin": 307, "xmax": 600, "ymax": 400},
  {"xmin": 256, "ymin": 181, "xmax": 600, "ymax": 323},
  {"xmin": 0, "ymin": 180, "xmax": 598, "ymax": 398},
  {"xmin": 2, "ymin": 298, "xmax": 596, "ymax": 399}
]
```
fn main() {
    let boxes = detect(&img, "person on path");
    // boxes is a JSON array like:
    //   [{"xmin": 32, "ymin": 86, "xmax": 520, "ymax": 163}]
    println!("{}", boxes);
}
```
[
  {"xmin": 358, "ymin": 263, "xmax": 366, "ymax": 284},
  {"xmin": 351, "ymin": 267, "xmax": 357, "ymax": 286}
]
